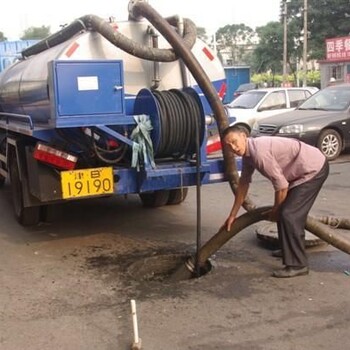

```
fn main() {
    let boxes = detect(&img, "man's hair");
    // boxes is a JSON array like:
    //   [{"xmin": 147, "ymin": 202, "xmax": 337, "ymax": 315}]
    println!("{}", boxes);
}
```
[{"xmin": 222, "ymin": 125, "xmax": 250, "ymax": 139}]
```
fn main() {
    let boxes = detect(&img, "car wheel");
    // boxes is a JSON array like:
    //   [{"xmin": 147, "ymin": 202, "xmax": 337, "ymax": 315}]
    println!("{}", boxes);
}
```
[
  {"xmin": 0, "ymin": 137, "xmax": 6, "ymax": 187},
  {"xmin": 317, "ymin": 129, "xmax": 342, "ymax": 161}
]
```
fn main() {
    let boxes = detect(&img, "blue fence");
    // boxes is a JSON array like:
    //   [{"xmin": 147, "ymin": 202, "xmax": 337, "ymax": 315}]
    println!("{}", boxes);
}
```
[{"xmin": 0, "ymin": 40, "xmax": 39, "ymax": 72}]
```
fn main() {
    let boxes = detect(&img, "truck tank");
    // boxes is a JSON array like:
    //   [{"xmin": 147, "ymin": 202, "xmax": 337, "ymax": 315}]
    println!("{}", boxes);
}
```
[
  {"xmin": 0, "ymin": 1, "xmax": 238, "ymax": 227},
  {"xmin": 0, "ymin": 20, "xmax": 225, "ymax": 125}
]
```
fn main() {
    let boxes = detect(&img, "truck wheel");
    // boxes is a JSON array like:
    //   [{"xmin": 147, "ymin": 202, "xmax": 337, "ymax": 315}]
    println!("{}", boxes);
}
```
[
  {"xmin": 139, "ymin": 190, "xmax": 170, "ymax": 207},
  {"xmin": 317, "ymin": 129, "xmax": 342, "ymax": 161},
  {"xmin": 9, "ymin": 152, "xmax": 40, "ymax": 226},
  {"xmin": 167, "ymin": 188, "xmax": 188, "ymax": 205}
]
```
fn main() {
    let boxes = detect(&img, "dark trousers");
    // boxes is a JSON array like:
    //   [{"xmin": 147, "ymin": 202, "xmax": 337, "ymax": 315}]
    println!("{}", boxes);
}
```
[{"xmin": 277, "ymin": 161, "xmax": 329, "ymax": 267}]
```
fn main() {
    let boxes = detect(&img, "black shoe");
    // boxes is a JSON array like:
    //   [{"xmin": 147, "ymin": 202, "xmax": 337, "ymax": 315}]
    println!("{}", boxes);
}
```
[
  {"xmin": 272, "ymin": 266, "xmax": 309, "ymax": 278},
  {"xmin": 271, "ymin": 249, "xmax": 282, "ymax": 258}
]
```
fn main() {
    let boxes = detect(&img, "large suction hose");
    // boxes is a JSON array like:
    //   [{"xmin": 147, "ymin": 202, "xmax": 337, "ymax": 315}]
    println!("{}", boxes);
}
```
[
  {"xmin": 21, "ymin": 14, "xmax": 197, "ymax": 62},
  {"xmin": 127, "ymin": 2, "xmax": 350, "ymax": 280},
  {"xmin": 171, "ymin": 209, "xmax": 350, "ymax": 281}
]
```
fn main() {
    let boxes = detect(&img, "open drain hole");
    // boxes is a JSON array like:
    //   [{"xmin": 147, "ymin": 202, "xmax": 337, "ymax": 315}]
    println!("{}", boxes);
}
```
[{"xmin": 127, "ymin": 254, "xmax": 212, "ymax": 282}]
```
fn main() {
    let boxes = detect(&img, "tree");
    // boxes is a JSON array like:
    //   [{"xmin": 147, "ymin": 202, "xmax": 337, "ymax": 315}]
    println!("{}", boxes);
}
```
[
  {"xmin": 196, "ymin": 27, "xmax": 209, "ymax": 44},
  {"xmin": 216, "ymin": 24, "xmax": 254, "ymax": 64},
  {"xmin": 287, "ymin": 0, "xmax": 350, "ymax": 60},
  {"xmin": 252, "ymin": 18, "xmax": 300, "ymax": 85},
  {"xmin": 20, "ymin": 26, "xmax": 51, "ymax": 40},
  {"xmin": 0, "ymin": 31, "xmax": 7, "ymax": 42},
  {"xmin": 251, "ymin": 22, "xmax": 284, "ymax": 81}
]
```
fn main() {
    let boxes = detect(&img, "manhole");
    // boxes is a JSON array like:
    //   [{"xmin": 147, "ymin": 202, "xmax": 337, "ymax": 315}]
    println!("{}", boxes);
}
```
[
  {"xmin": 256, "ymin": 222, "xmax": 325, "ymax": 248},
  {"xmin": 127, "ymin": 253, "xmax": 212, "ymax": 282}
]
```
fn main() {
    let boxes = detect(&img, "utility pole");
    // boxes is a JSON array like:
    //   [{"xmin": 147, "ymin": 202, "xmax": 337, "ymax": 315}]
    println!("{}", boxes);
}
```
[
  {"xmin": 303, "ymin": 0, "xmax": 308, "ymax": 87},
  {"xmin": 283, "ymin": 0, "xmax": 290, "ymax": 87}
]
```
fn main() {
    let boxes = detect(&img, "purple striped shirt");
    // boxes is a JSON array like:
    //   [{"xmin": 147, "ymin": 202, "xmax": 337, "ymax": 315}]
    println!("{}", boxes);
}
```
[{"xmin": 240, "ymin": 137, "xmax": 326, "ymax": 191}]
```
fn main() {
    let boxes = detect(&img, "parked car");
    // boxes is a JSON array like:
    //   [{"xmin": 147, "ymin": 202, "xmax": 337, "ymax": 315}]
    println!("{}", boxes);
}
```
[
  {"xmin": 225, "ymin": 86, "xmax": 318, "ymax": 132},
  {"xmin": 232, "ymin": 82, "xmax": 257, "ymax": 99},
  {"xmin": 251, "ymin": 83, "xmax": 350, "ymax": 161}
]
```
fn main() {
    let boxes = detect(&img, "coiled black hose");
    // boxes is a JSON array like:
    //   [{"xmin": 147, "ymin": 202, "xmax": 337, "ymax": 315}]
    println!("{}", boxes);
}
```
[{"xmin": 153, "ymin": 89, "xmax": 203, "ymax": 158}]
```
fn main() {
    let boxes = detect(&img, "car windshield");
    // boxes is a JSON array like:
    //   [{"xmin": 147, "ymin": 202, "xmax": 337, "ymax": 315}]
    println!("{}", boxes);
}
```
[
  {"xmin": 228, "ymin": 91, "xmax": 267, "ymax": 109},
  {"xmin": 236, "ymin": 83, "xmax": 257, "ymax": 92},
  {"xmin": 298, "ymin": 86, "xmax": 350, "ymax": 111}
]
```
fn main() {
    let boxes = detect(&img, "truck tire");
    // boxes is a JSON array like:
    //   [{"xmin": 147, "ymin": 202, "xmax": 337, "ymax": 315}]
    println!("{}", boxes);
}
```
[
  {"xmin": 139, "ymin": 190, "xmax": 170, "ymax": 207},
  {"xmin": 167, "ymin": 188, "xmax": 188, "ymax": 205},
  {"xmin": 9, "ymin": 152, "xmax": 40, "ymax": 226}
]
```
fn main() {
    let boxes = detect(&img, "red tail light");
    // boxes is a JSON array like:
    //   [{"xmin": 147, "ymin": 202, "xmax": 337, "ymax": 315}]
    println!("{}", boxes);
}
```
[
  {"xmin": 33, "ymin": 143, "xmax": 78, "ymax": 170},
  {"xmin": 206, "ymin": 134, "xmax": 222, "ymax": 154}
]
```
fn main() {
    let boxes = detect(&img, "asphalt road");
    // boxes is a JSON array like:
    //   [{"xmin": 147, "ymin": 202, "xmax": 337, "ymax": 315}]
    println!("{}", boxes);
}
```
[{"xmin": 0, "ymin": 154, "xmax": 349, "ymax": 350}]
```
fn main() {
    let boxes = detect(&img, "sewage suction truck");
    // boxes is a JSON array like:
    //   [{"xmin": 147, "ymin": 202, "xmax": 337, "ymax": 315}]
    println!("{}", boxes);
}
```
[{"xmin": 0, "ymin": 0, "xmax": 235, "ymax": 226}]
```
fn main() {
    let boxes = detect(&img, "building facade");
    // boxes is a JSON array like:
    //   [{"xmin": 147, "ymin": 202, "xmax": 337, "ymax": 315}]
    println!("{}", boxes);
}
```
[{"xmin": 319, "ymin": 36, "xmax": 350, "ymax": 89}]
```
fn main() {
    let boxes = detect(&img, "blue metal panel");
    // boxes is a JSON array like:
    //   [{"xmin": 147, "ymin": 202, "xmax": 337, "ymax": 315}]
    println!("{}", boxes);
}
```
[
  {"xmin": 114, "ymin": 160, "xmax": 222, "ymax": 194},
  {"xmin": 50, "ymin": 60, "xmax": 126, "ymax": 127},
  {"xmin": 224, "ymin": 67, "xmax": 250, "ymax": 104},
  {"xmin": 112, "ymin": 156, "xmax": 241, "ymax": 195}
]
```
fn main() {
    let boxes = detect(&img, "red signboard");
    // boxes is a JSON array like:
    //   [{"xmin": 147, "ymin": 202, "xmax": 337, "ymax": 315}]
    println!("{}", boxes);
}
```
[{"xmin": 326, "ymin": 36, "xmax": 350, "ymax": 61}]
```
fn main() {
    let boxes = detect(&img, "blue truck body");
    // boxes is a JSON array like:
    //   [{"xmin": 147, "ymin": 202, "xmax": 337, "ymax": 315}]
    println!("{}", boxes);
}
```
[{"xmin": 0, "ymin": 59, "xmax": 238, "ymax": 225}]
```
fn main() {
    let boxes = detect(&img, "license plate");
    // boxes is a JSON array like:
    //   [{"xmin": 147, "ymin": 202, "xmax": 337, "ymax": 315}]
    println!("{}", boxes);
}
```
[{"xmin": 61, "ymin": 167, "xmax": 114, "ymax": 199}]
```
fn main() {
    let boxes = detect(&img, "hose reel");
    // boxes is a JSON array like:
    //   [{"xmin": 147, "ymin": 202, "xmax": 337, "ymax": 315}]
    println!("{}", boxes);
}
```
[{"xmin": 133, "ymin": 88, "xmax": 205, "ymax": 159}]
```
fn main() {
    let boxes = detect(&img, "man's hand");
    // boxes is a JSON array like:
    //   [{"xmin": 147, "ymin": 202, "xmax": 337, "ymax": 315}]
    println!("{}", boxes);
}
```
[{"xmin": 223, "ymin": 215, "xmax": 236, "ymax": 232}]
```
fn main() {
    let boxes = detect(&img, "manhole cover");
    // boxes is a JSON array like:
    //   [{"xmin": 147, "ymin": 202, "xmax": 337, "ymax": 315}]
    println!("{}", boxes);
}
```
[
  {"xmin": 256, "ymin": 222, "xmax": 325, "ymax": 248},
  {"xmin": 127, "ymin": 254, "xmax": 212, "ymax": 282}
]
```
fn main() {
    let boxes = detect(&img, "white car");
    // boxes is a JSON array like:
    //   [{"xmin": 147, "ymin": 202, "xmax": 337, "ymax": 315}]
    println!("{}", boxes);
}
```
[{"xmin": 225, "ymin": 86, "xmax": 319, "ymax": 131}]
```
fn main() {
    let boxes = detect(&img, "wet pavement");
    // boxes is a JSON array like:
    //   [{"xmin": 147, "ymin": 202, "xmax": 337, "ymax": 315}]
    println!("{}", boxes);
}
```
[{"xmin": 0, "ymin": 154, "xmax": 349, "ymax": 350}]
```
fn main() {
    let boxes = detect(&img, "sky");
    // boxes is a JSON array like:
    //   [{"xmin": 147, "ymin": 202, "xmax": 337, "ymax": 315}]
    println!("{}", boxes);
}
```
[{"xmin": 0, "ymin": 0, "xmax": 281, "ymax": 40}]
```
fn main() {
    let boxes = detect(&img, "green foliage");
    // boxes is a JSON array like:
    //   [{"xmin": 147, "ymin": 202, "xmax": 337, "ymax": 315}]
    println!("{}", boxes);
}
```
[
  {"xmin": 0, "ymin": 31, "xmax": 7, "ymax": 42},
  {"xmin": 251, "ymin": 70, "xmax": 320, "ymax": 87},
  {"xmin": 305, "ymin": 69, "xmax": 321, "ymax": 87},
  {"xmin": 216, "ymin": 24, "xmax": 254, "ymax": 45},
  {"xmin": 220, "ymin": 0, "xmax": 350, "ymax": 79},
  {"xmin": 287, "ymin": 0, "xmax": 350, "ymax": 60},
  {"xmin": 20, "ymin": 26, "xmax": 51, "ymax": 40},
  {"xmin": 197, "ymin": 27, "xmax": 209, "ymax": 44},
  {"xmin": 216, "ymin": 24, "xmax": 254, "ymax": 64},
  {"xmin": 251, "ymin": 22, "xmax": 284, "ymax": 74}
]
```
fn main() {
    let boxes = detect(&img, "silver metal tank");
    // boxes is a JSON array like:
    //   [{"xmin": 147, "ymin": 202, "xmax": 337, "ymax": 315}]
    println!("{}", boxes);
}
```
[{"xmin": 0, "ymin": 20, "xmax": 225, "ymax": 125}]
